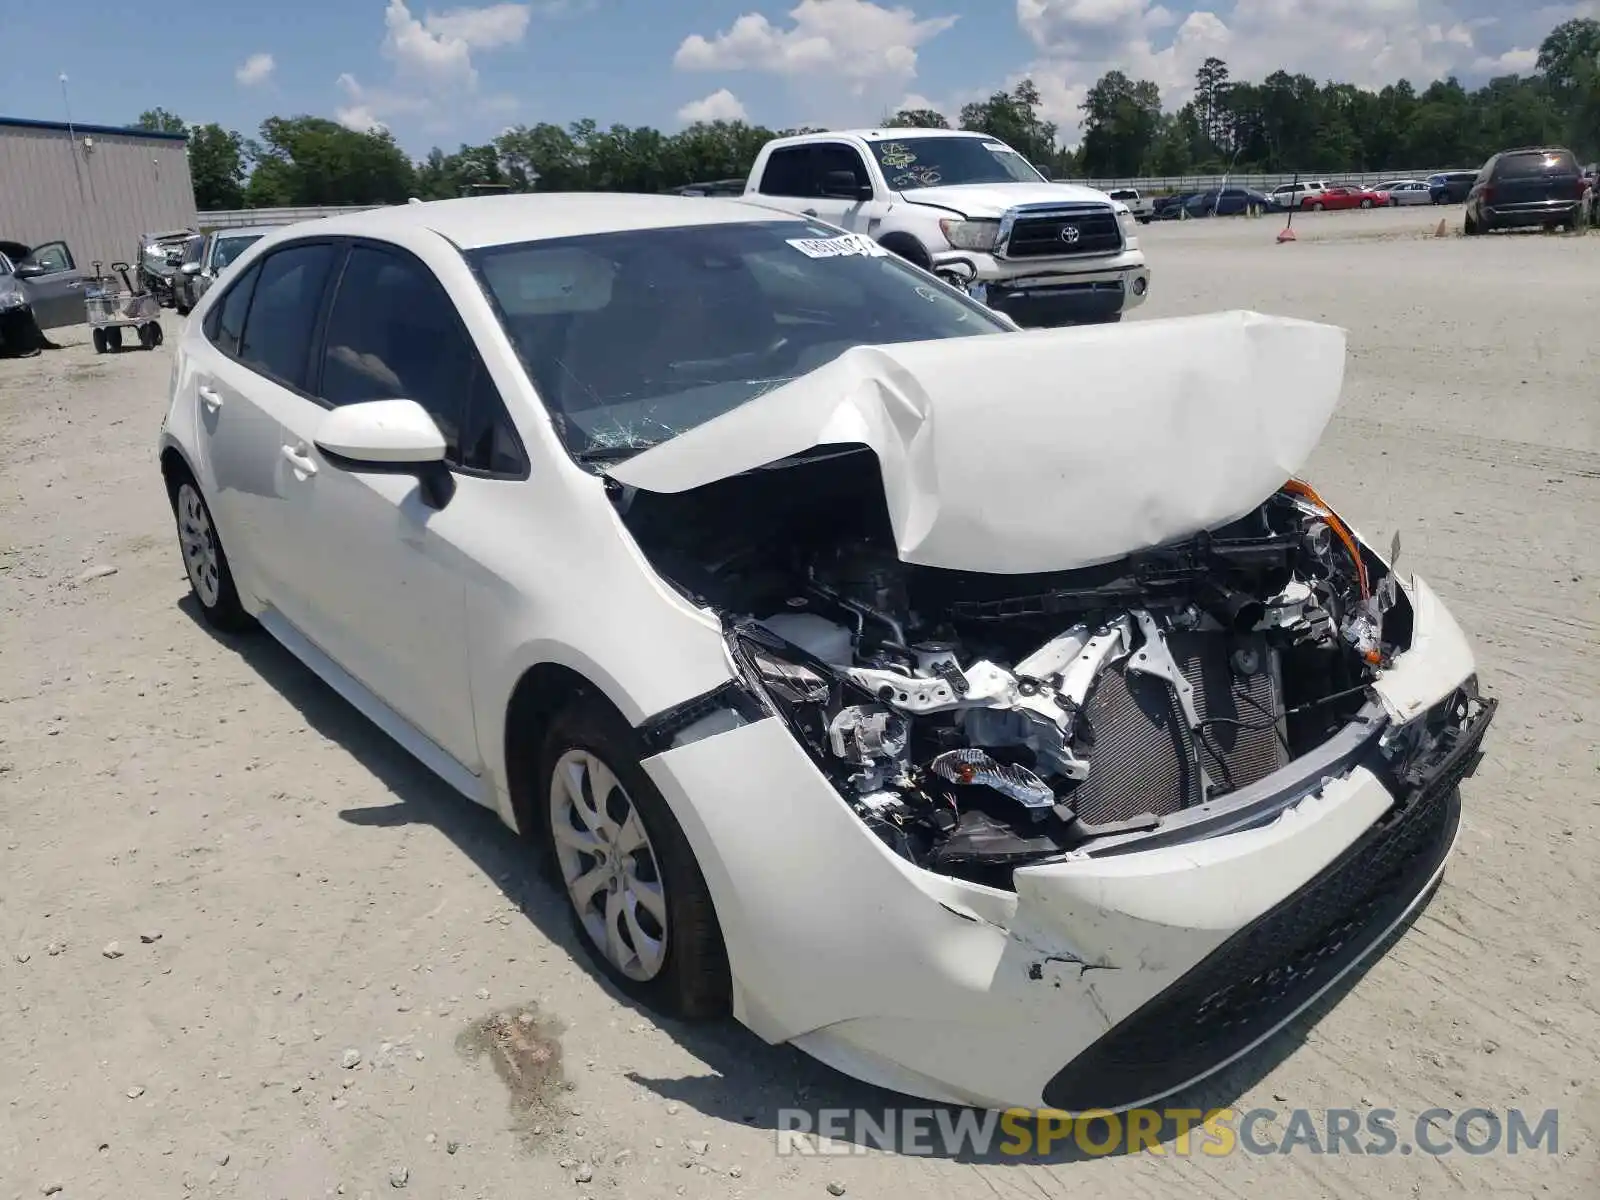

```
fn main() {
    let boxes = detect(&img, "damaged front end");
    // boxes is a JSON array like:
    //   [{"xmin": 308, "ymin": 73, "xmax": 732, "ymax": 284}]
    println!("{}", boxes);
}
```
[{"xmin": 619, "ymin": 451, "xmax": 1494, "ymax": 889}]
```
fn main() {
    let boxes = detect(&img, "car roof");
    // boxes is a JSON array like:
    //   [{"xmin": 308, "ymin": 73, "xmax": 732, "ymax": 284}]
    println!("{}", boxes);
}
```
[
  {"xmin": 298, "ymin": 192, "xmax": 795, "ymax": 252},
  {"xmin": 771, "ymin": 127, "xmax": 997, "ymax": 145},
  {"xmin": 216, "ymin": 225, "xmax": 284, "ymax": 237}
]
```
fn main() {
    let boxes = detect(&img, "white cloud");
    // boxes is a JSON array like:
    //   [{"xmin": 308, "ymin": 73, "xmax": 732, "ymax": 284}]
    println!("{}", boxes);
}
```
[
  {"xmin": 421, "ymin": 3, "xmax": 532, "ymax": 50},
  {"xmin": 234, "ymin": 52, "xmax": 276, "ymax": 87},
  {"xmin": 1474, "ymin": 45, "xmax": 1539, "ymax": 73},
  {"xmin": 1010, "ymin": 0, "xmax": 1541, "ymax": 140},
  {"xmin": 336, "ymin": 1, "xmax": 534, "ymax": 133},
  {"xmin": 677, "ymin": 88, "xmax": 750, "ymax": 122},
  {"xmin": 675, "ymin": 0, "xmax": 958, "ymax": 94}
]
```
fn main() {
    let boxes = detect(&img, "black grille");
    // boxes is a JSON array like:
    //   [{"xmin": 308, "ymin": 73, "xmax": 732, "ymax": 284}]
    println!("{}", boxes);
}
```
[
  {"xmin": 1004, "ymin": 207, "xmax": 1122, "ymax": 258},
  {"xmin": 1041, "ymin": 696, "xmax": 1494, "ymax": 1112}
]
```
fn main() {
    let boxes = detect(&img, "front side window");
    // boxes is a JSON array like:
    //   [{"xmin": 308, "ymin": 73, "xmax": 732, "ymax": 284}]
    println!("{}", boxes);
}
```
[
  {"xmin": 237, "ymin": 243, "xmax": 338, "ymax": 390},
  {"xmin": 319, "ymin": 245, "xmax": 473, "ymax": 459},
  {"xmin": 469, "ymin": 219, "xmax": 1009, "ymax": 462},
  {"xmin": 24, "ymin": 243, "xmax": 73, "ymax": 272},
  {"xmin": 869, "ymin": 137, "xmax": 1042, "ymax": 190}
]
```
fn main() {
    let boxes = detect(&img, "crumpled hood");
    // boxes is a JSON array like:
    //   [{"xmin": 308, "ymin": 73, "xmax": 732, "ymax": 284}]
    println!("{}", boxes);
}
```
[
  {"xmin": 898, "ymin": 181, "xmax": 1118, "ymax": 216},
  {"xmin": 608, "ymin": 310, "xmax": 1347, "ymax": 575}
]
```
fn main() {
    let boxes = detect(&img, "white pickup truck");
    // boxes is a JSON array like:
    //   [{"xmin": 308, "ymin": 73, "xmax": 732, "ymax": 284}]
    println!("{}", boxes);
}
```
[
  {"xmin": 742, "ymin": 128, "xmax": 1150, "ymax": 326},
  {"xmin": 1106, "ymin": 188, "xmax": 1154, "ymax": 223}
]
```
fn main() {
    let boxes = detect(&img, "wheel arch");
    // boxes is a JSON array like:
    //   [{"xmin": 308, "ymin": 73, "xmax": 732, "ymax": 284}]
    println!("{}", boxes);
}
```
[
  {"xmin": 503, "ymin": 660, "xmax": 605, "ymax": 838},
  {"xmin": 877, "ymin": 230, "xmax": 933, "ymax": 267},
  {"xmin": 159, "ymin": 443, "xmax": 196, "ymax": 508}
]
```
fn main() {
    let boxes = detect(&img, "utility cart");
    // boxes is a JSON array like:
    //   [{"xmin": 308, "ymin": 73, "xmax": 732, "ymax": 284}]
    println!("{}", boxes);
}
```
[{"xmin": 85, "ymin": 261, "xmax": 164, "ymax": 353}]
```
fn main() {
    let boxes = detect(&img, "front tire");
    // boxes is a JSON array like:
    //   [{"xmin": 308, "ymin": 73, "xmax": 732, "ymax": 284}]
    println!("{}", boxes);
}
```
[
  {"xmin": 878, "ymin": 234, "xmax": 933, "ymax": 270},
  {"xmin": 538, "ymin": 698, "xmax": 730, "ymax": 1018},
  {"xmin": 1360, "ymin": 198, "xmax": 1374, "ymax": 209},
  {"xmin": 169, "ymin": 475, "xmax": 253, "ymax": 632}
]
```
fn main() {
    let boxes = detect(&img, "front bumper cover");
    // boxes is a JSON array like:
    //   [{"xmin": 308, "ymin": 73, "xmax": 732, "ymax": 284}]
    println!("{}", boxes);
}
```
[
  {"xmin": 640, "ymin": 574, "xmax": 1491, "ymax": 1111},
  {"xmin": 931, "ymin": 246, "xmax": 1151, "ymax": 326}
]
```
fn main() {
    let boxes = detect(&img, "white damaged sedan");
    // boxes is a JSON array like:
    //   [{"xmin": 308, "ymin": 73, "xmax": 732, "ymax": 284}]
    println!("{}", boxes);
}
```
[{"xmin": 157, "ymin": 194, "xmax": 1496, "ymax": 1113}]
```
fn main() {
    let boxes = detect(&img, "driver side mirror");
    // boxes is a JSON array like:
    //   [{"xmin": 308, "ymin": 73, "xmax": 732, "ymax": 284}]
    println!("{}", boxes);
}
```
[
  {"xmin": 180, "ymin": 262, "xmax": 202, "ymax": 275},
  {"xmin": 819, "ymin": 170, "xmax": 871, "ymax": 202},
  {"xmin": 313, "ymin": 398, "xmax": 456, "ymax": 509},
  {"xmin": 12, "ymin": 262, "xmax": 46, "ymax": 280}
]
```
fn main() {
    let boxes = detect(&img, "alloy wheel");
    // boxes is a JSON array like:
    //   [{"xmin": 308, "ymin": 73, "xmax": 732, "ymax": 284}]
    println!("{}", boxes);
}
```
[
  {"xmin": 176, "ymin": 483, "xmax": 221, "ymax": 607},
  {"xmin": 549, "ymin": 748, "xmax": 669, "ymax": 981}
]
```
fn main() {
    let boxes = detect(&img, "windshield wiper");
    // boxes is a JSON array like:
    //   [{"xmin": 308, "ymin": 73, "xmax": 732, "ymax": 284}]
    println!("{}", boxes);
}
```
[{"xmin": 574, "ymin": 444, "xmax": 654, "ymax": 465}]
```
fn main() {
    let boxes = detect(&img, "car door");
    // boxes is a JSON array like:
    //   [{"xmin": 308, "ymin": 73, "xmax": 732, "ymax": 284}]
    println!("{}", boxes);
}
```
[
  {"xmin": 14, "ymin": 241, "xmax": 88, "ymax": 329},
  {"xmin": 270, "ymin": 240, "xmax": 489, "ymax": 770},
  {"xmin": 192, "ymin": 241, "xmax": 342, "ymax": 614}
]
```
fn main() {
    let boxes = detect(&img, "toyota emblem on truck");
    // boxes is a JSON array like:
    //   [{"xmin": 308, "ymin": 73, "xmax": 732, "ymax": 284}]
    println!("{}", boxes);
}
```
[{"xmin": 1059, "ymin": 225, "xmax": 1081, "ymax": 244}]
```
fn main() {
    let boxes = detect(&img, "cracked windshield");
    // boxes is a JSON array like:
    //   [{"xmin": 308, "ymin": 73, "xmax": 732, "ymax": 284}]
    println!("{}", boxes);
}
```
[
  {"xmin": 469, "ymin": 219, "xmax": 1007, "ymax": 462},
  {"xmin": 870, "ymin": 137, "xmax": 1045, "ymax": 190}
]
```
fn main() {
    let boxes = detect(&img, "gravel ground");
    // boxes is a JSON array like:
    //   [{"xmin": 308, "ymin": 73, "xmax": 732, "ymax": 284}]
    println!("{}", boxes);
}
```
[{"xmin": 2, "ymin": 205, "xmax": 1596, "ymax": 1198}]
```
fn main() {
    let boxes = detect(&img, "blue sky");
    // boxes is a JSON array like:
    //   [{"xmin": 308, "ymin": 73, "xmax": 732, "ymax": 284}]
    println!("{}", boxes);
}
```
[{"xmin": 9, "ymin": 0, "xmax": 1592, "ymax": 153}]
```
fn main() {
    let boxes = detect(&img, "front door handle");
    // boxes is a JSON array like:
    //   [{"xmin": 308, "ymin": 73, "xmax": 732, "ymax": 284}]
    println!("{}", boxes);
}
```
[
  {"xmin": 801, "ymin": 208, "xmax": 818, "ymax": 216},
  {"xmin": 198, "ymin": 384, "xmax": 223, "ymax": 412},
  {"xmin": 281, "ymin": 444, "xmax": 318, "ymax": 477}
]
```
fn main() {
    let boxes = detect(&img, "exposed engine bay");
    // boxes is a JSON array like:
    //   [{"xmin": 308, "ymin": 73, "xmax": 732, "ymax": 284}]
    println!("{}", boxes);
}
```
[{"xmin": 615, "ymin": 445, "xmax": 1416, "ymax": 887}]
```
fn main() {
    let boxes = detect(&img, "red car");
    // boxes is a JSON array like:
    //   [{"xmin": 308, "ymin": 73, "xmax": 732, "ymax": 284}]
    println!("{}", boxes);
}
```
[{"xmin": 1302, "ymin": 185, "xmax": 1389, "ymax": 210}]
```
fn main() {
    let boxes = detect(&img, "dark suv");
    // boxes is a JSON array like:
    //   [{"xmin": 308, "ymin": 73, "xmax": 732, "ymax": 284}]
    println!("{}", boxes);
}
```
[
  {"xmin": 1427, "ymin": 171, "xmax": 1478, "ymax": 203},
  {"xmin": 1464, "ymin": 148, "xmax": 1587, "ymax": 234}
]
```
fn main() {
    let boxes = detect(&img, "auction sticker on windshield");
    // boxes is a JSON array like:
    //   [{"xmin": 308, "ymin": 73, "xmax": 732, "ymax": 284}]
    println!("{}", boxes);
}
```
[{"xmin": 787, "ymin": 234, "xmax": 888, "ymax": 259}]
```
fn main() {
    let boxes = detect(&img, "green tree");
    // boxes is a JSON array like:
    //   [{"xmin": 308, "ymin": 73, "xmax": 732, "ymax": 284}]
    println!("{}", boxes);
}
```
[
  {"xmin": 959, "ymin": 81, "xmax": 1058, "ymax": 167},
  {"xmin": 245, "ymin": 116, "xmax": 415, "ymax": 206},
  {"xmin": 133, "ymin": 108, "xmax": 186, "ymax": 135},
  {"xmin": 881, "ymin": 108, "xmax": 950, "ymax": 129},
  {"xmin": 187, "ymin": 123, "xmax": 246, "ymax": 210},
  {"xmin": 1079, "ymin": 72, "xmax": 1162, "ymax": 177}
]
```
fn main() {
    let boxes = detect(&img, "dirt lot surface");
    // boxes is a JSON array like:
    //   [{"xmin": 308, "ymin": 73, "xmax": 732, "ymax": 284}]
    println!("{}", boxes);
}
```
[{"xmin": 2, "ymin": 205, "xmax": 1596, "ymax": 1198}]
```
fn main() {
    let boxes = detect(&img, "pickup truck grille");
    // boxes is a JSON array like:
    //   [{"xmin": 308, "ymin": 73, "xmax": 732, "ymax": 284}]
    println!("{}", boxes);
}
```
[{"xmin": 1002, "ymin": 205, "xmax": 1122, "ymax": 259}]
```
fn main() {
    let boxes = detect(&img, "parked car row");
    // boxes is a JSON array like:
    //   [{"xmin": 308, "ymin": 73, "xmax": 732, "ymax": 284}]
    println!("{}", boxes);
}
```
[{"xmin": 1135, "ymin": 169, "xmax": 1523, "ymax": 221}]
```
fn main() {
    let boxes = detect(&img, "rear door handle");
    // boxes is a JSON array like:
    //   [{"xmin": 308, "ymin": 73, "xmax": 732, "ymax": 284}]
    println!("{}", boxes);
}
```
[
  {"xmin": 281, "ymin": 444, "xmax": 318, "ymax": 477},
  {"xmin": 198, "ymin": 385, "xmax": 223, "ymax": 412},
  {"xmin": 801, "ymin": 208, "xmax": 818, "ymax": 216}
]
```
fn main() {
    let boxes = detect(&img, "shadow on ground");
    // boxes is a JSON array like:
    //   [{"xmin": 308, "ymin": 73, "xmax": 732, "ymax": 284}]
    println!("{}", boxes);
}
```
[{"xmin": 181, "ymin": 594, "xmax": 1435, "ymax": 1165}]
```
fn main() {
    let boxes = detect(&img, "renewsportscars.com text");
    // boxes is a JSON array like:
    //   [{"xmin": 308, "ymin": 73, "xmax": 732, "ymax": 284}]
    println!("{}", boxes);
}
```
[{"xmin": 775, "ymin": 1106, "xmax": 1560, "ymax": 1158}]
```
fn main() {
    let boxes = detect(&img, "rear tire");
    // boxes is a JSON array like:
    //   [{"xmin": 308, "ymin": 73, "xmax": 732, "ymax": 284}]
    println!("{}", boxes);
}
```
[
  {"xmin": 92, "ymin": 327, "xmax": 107, "ymax": 354},
  {"xmin": 168, "ymin": 472, "xmax": 254, "ymax": 633},
  {"xmin": 1464, "ymin": 211, "xmax": 1479, "ymax": 236},
  {"xmin": 537, "ymin": 696, "xmax": 730, "ymax": 1019},
  {"xmin": 105, "ymin": 326, "xmax": 123, "ymax": 352},
  {"xmin": 1312, "ymin": 202, "xmax": 1325, "ymax": 212}
]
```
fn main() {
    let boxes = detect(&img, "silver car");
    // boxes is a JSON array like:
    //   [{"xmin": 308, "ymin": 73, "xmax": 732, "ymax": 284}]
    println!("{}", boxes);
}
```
[
  {"xmin": 1377, "ymin": 179, "xmax": 1433, "ymax": 206},
  {"xmin": 174, "ymin": 226, "xmax": 284, "ymax": 314}
]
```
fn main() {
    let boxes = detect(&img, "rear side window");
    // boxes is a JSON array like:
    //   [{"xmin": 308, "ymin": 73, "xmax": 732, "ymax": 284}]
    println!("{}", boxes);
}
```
[
  {"xmin": 758, "ymin": 147, "xmax": 816, "ymax": 197},
  {"xmin": 238, "ymin": 243, "xmax": 338, "ymax": 390},
  {"xmin": 1494, "ymin": 150, "xmax": 1578, "ymax": 178},
  {"xmin": 206, "ymin": 261, "xmax": 261, "ymax": 356}
]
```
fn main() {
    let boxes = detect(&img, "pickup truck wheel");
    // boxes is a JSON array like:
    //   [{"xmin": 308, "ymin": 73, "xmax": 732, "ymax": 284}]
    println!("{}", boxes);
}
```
[{"xmin": 877, "ymin": 234, "xmax": 932, "ymax": 270}]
